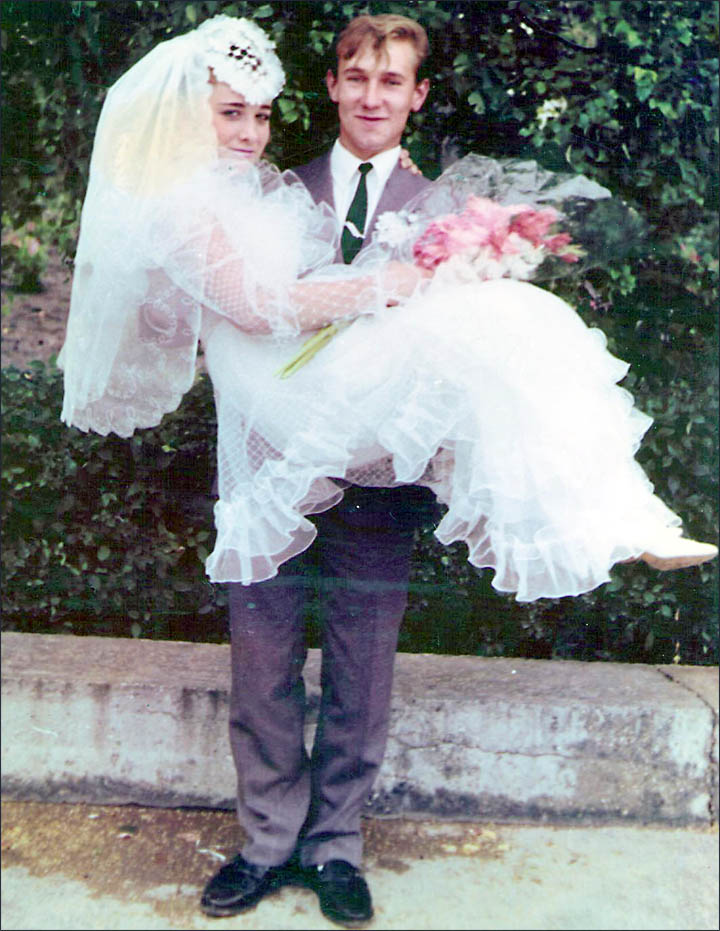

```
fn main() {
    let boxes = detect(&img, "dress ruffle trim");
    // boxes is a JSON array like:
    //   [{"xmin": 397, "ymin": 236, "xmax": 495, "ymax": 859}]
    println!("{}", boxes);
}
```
[{"xmin": 204, "ymin": 279, "xmax": 681, "ymax": 600}]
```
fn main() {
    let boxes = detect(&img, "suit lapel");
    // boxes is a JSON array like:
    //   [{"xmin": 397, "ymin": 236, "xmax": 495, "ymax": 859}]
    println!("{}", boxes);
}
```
[{"xmin": 308, "ymin": 153, "xmax": 335, "ymax": 212}]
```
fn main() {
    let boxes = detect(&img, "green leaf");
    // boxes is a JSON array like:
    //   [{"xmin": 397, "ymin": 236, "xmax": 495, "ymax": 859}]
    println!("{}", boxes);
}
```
[
  {"xmin": 467, "ymin": 91, "xmax": 485, "ymax": 115},
  {"xmin": 97, "ymin": 545, "xmax": 110, "ymax": 562},
  {"xmin": 614, "ymin": 21, "xmax": 643, "ymax": 49},
  {"xmin": 277, "ymin": 98, "xmax": 298, "ymax": 122},
  {"xmin": 453, "ymin": 52, "xmax": 471, "ymax": 74},
  {"xmin": 632, "ymin": 66, "xmax": 658, "ymax": 102},
  {"xmin": 649, "ymin": 99, "xmax": 677, "ymax": 119}
]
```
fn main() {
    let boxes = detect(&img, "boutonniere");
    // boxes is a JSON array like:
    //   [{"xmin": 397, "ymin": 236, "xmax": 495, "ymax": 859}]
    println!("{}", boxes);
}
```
[{"xmin": 374, "ymin": 209, "xmax": 421, "ymax": 249}]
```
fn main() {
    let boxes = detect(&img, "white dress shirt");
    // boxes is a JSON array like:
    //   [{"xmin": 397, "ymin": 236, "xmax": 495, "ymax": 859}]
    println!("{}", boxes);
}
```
[{"xmin": 330, "ymin": 140, "xmax": 401, "ymax": 236}]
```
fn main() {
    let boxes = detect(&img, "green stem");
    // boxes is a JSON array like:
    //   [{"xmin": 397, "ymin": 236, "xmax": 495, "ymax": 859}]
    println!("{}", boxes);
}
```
[{"xmin": 275, "ymin": 320, "xmax": 350, "ymax": 379}]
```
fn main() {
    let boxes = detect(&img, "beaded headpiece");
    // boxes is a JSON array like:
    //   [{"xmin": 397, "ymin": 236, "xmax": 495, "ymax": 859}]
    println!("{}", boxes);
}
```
[{"xmin": 196, "ymin": 14, "xmax": 285, "ymax": 104}]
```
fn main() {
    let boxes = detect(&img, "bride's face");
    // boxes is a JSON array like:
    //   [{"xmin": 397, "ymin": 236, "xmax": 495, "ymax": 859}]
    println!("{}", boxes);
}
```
[{"xmin": 209, "ymin": 82, "xmax": 271, "ymax": 162}]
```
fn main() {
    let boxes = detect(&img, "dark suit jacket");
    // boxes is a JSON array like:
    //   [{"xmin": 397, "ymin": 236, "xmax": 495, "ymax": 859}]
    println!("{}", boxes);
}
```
[{"xmin": 292, "ymin": 149, "xmax": 432, "ymax": 263}]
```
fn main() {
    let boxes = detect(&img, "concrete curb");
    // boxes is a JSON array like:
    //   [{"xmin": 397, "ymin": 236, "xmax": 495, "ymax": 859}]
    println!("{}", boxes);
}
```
[{"xmin": 2, "ymin": 632, "xmax": 717, "ymax": 825}]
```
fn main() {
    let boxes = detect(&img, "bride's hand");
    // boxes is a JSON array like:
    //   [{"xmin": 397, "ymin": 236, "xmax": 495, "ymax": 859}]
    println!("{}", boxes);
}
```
[{"xmin": 383, "ymin": 260, "xmax": 432, "ymax": 304}]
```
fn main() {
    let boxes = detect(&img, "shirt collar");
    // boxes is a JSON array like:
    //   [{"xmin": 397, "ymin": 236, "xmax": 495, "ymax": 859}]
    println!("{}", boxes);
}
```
[{"xmin": 331, "ymin": 139, "xmax": 401, "ymax": 190}]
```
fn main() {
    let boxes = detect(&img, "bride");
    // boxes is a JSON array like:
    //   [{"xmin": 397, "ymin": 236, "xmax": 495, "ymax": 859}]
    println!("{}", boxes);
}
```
[{"xmin": 59, "ymin": 15, "xmax": 717, "ymax": 603}]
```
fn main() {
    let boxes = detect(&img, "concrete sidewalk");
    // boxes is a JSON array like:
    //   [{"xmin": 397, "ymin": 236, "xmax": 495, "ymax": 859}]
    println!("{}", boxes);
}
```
[
  {"xmin": 2, "ymin": 633, "xmax": 719, "ymax": 929},
  {"xmin": 2, "ymin": 800, "xmax": 718, "ymax": 930},
  {"xmin": 2, "ymin": 633, "xmax": 718, "ymax": 824}
]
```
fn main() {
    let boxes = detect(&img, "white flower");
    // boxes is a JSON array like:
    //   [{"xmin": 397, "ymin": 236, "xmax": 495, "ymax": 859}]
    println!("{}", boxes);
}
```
[
  {"xmin": 469, "ymin": 248, "xmax": 506, "ymax": 281},
  {"xmin": 535, "ymin": 96, "xmax": 568, "ymax": 130},
  {"xmin": 435, "ymin": 252, "xmax": 483, "ymax": 285},
  {"xmin": 502, "ymin": 249, "xmax": 543, "ymax": 280},
  {"xmin": 437, "ymin": 240, "xmax": 546, "ymax": 284},
  {"xmin": 375, "ymin": 210, "xmax": 418, "ymax": 248}
]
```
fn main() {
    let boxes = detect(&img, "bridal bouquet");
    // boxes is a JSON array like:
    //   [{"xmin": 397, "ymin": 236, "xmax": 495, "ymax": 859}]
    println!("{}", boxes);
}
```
[{"xmin": 411, "ymin": 195, "xmax": 583, "ymax": 280}]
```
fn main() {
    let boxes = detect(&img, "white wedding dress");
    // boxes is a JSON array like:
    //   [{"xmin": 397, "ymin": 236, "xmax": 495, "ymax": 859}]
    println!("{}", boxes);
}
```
[{"xmin": 60, "ymin": 157, "xmax": 685, "ymax": 601}]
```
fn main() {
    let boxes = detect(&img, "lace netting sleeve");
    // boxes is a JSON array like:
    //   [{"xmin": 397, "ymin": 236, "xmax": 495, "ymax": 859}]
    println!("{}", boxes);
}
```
[
  {"xmin": 202, "ymin": 221, "xmax": 389, "ymax": 336},
  {"xmin": 194, "ymin": 162, "xmax": 414, "ymax": 338}
]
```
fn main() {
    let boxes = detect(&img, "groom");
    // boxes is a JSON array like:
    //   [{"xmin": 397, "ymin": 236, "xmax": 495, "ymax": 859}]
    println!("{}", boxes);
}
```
[{"xmin": 202, "ymin": 13, "xmax": 433, "ymax": 927}]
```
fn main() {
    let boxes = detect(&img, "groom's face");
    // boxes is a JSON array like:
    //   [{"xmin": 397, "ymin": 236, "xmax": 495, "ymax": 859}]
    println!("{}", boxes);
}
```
[{"xmin": 326, "ymin": 38, "xmax": 429, "ymax": 161}]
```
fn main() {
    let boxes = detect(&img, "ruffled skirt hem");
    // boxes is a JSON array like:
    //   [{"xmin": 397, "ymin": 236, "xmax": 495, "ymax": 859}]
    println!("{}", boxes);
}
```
[{"xmin": 204, "ymin": 278, "xmax": 683, "ymax": 601}]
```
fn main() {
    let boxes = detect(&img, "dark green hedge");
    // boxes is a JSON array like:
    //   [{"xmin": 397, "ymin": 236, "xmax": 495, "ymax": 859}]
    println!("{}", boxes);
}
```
[
  {"xmin": 1, "ymin": 363, "xmax": 226, "ymax": 642},
  {"xmin": 2, "ymin": 362, "xmax": 717, "ymax": 664}
]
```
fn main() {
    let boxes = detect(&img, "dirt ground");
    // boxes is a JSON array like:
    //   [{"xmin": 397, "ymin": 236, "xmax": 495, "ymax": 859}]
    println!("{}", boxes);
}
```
[
  {"xmin": 2, "ymin": 800, "xmax": 718, "ymax": 931},
  {"xmin": 1, "ymin": 250, "xmax": 72, "ymax": 370}
]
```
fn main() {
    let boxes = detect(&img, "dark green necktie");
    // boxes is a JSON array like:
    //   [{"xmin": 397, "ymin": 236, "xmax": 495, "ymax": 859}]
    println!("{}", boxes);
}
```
[{"xmin": 341, "ymin": 162, "xmax": 373, "ymax": 264}]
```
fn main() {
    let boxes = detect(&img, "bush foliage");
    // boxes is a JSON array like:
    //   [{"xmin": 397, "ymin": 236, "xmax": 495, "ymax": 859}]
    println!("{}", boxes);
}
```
[
  {"xmin": 1, "ymin": 364, "xmax": 226, "ymax": 641},
  {"xmin": 2, "ymin": 362, "xmax": 717, "ymax": 664},
  {"xmin": 1, "ymin": 1, "xmax": 717, "ymax": 662}
]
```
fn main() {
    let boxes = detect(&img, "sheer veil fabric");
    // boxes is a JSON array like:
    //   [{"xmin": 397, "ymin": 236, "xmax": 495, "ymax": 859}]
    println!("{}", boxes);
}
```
[
  {"xmin": 60, "ymin": 26, "xmax": 684, "ymax": 602},
  {"xmin": 59, "ymin": 23, "xmax": 369, "ymax": 438}
]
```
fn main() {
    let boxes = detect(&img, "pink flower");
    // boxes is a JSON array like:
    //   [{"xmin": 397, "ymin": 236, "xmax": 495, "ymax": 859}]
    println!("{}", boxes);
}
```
[
  {"xmin": 498, "ymin": 231, "xmax": 526, "ymax": 256},
  {"xmin": 449, "ymin": 223, "xmax": 490, "ymax": 253},
  {"xmin": 543, "ymin": 233, "xmax": 579, "ymax": 261},
  {"xmin": 464, "ymin": 196, "xmax": 513, "ymax": 226},
  {"xmin": 679, "ymin": 243, "xmax": 700, "ymax": 264},
  {"xmin": 413, "ymin": 223, "xmax": 452, "ymax": 269},
  {"xmin": 413, "ymin": 196, "xmax": 581, "ymax": 276},
  {"xmin": 508, "ymin": 206, "xmax": 558, "ymax": 244},
  {"xmin": 463, "ymin": 197, "xmax": 514, "ymax": 256}
]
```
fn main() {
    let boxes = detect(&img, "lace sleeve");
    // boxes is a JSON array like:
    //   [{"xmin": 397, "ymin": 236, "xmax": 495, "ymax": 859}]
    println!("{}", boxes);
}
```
[
  {"xmin": 163, "ymin": 162, "xmax": 425, "ymax": 337},
  {"xmin": 203, "ymin": 223, "xmax": 393, "ymax": 335}
]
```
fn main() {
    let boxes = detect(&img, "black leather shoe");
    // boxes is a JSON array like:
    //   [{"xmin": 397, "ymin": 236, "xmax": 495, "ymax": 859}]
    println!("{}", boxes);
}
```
[
  {"xmin": 312, "ymin": 859, "xmax": 373, "ymax": 927},
  {"xmin": 200, "ymin": 853, "xmax": 284, "ymax": 917}
]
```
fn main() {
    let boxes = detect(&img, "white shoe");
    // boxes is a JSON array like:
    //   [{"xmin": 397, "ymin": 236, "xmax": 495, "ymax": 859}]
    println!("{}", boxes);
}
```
[{"xmin": 641, "ymin": 535, "xmax": 718, "ymax": 571}]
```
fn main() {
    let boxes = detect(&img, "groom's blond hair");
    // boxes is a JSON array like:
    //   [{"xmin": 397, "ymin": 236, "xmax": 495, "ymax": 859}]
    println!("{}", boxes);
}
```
[{"xmin": 335, "ymin": 14, "xmax": 429, "ymax": 77}]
